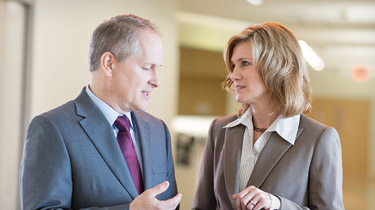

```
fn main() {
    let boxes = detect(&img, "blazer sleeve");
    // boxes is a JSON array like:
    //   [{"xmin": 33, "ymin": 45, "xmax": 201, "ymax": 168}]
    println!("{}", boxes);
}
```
[
  {"xmin": 20, "ymin": 115, "xmax": 132, "ymax": 210},
  {"xmin": 192, "ymin": 119, "xmax": 217, "ymax": 210},
  {"xmin": 279, "ymin": 127, "xmax": 344, "ymax": 210}
]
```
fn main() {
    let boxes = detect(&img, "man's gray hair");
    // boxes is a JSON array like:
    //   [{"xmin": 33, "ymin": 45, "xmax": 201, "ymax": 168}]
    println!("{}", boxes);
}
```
[{"xmin": 88, "ymin": 14, "xmax": 160, "ymax": 72}]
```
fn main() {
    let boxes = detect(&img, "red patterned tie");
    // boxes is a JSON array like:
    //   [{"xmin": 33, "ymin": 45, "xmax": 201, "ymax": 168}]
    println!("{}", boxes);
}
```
[{"xmin": 114, "ymin": 115, "xmax": 144, "ymax": 194}]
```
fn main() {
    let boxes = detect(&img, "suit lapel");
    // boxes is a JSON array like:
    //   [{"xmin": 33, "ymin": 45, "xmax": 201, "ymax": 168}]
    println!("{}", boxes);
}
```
[
  {"xmin": 247, "ymin": 128, "xmax": 304, "ymax": 187},
  {"xmin": 131, "ymin": 112, "xmax": 153, "ymax": 190},
  {"xmin": 223, "ymin": 124, "xmax": 245, "ymax": 209},
  {"xmin": 74, "ymin": 89, "xmax": 138, "ymax": 199}
]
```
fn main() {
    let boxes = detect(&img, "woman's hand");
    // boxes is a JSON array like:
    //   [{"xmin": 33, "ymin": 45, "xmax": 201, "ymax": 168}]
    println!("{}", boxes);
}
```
[{"xmin": 232, "ymin": 186, "xmax": 272, "ymax": 210}]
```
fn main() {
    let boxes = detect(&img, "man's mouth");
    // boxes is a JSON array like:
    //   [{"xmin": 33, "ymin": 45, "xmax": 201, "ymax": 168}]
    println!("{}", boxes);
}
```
[{"xmin": 141, "ymin": 91, "xmax": 150, "ymax": 96}]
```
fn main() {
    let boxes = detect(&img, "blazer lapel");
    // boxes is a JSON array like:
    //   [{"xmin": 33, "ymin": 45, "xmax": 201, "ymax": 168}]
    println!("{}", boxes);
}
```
[
  {"xmin": 74, "ymin": 89, "xmax": 138, "ymax": 199},
  {"xmin": 223, "ymin": 124, "xmax": 246, "ymax": 209},
  {"xmin": 247, "ymin": 128, "xmax": 304, "ymax": 187},
  {"xmin": 131, "ymin": 112, "xmax": 153, "ymax": 190}
]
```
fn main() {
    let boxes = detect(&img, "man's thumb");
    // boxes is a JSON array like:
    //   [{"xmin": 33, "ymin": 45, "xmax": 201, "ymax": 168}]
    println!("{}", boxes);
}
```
[{"xmin": 149, "ymin": 181, "xmax": 169, "ymax": 197}]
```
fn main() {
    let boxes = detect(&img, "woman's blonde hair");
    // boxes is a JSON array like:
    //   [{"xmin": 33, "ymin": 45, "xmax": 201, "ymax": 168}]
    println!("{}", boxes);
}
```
[{"xmin": 222, "ymin": 22, "xmax": 312, "ymax": 117}]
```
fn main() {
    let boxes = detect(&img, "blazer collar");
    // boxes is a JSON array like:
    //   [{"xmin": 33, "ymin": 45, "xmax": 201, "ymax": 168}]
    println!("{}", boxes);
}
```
[{"xmin": 74, "ymin": 88, "xmax": 140, "ymax": 199}]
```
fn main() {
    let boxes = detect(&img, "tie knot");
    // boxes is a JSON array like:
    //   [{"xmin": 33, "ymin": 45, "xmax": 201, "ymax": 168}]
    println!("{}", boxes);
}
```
[{"xmin": 115, "ymin": 115, "xmax": 130, "ymax": 132}]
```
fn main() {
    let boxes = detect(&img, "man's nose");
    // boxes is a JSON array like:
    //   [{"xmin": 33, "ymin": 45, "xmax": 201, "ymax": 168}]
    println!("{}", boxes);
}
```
[{"xmin": 149, "ymin": 70, "xmax": 160, "ymax": 88}]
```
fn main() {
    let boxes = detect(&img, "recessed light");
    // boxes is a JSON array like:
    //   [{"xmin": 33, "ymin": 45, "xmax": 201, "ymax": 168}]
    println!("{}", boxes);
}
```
[{"xmin": 246, "ymin": 0, "xmax": 262, "ymax": 6}]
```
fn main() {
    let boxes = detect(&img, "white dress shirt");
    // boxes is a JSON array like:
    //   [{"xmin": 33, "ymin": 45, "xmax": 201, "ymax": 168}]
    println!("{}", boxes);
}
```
[{"xmin": 224, "ymin": 109, "xmax": 300, "ymax": 209}]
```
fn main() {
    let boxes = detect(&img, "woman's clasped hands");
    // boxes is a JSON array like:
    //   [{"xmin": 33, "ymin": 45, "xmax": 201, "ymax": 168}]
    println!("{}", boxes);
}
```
[{"xmin": 232, "ymin": 186, "xmax": 272, "ymax": 210}]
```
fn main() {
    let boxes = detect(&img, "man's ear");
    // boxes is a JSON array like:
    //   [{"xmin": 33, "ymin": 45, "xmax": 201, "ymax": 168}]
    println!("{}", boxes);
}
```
[{"xmin": 100, "ymin": 52, "xmax": 116, "ymax": 76}]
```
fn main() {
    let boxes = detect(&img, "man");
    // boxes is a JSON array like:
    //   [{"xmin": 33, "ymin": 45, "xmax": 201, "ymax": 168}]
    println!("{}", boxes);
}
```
[{"xmin": 20, "ymin": 14, "xmax": 182, "ymax": 210}]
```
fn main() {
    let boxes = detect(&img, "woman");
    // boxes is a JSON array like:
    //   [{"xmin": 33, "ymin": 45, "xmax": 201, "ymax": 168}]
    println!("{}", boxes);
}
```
[{"xmin": 192, "ymin": 22, "xmax": 344, "ymax": 210}]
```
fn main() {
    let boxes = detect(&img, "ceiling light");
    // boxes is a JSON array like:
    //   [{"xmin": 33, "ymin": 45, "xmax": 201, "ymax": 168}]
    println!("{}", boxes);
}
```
[
  {"xmin": 246, "ymin": 0, "xmax": 262, "ymax": 6},
  {"xmin": 298, "ymin": 40, "xmax": 325, "ymax": 71}
]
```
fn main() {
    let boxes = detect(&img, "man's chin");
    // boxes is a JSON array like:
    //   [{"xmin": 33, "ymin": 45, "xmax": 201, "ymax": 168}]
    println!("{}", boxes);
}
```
[{"xmin": 134, "ymin": 104, "xmax": 148, "ymax": 112}]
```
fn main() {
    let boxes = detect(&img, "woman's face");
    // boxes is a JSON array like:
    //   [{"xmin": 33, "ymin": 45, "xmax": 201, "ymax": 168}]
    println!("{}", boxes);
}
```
[{"xmin": 229, "ymin": 41, "xmax": 269, "ymax": 105}]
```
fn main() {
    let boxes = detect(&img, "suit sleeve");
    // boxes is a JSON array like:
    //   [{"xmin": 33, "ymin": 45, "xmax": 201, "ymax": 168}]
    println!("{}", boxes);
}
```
[
  {"xmin": 20, "ymin": 115, "xmax": 73, "ymax": 210},
  {"xmin": 161, "ymin": 120, "xmax": 179, "ymax": 201},
  {"xmin": 20, "ymin": 115, "xmax": 131, "ymax": 210},
  {"xmin": 192, "ymin": 119, "xmax": 217, "ymax": 210},
  {"xmin": 279, "ymin": 127, "xmax": 344, "ymax": 210}
]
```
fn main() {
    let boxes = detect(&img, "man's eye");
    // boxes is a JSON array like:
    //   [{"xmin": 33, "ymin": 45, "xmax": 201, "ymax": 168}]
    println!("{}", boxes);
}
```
[{"xmin": 143, "ymin": 66, "xmax": 151, "ymax": 71}]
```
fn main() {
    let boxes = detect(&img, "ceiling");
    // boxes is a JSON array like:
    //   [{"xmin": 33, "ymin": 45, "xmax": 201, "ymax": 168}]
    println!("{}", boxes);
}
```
[{"xmin": 178, "ymin": 0, "xmax": 375, "ymax": 79}]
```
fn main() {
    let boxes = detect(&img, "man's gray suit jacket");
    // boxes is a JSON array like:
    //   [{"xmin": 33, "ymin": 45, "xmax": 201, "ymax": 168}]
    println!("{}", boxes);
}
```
[
  {"xmin": 20, "ymin": 88, "xmax": 178, "ymax": 210},
  {"xmin": 192, "ymin": 114, "xmax": 344, "ymax": 210}
]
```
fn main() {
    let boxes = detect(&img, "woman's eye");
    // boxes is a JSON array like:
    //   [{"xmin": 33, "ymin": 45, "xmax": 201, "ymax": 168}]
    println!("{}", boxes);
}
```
[
  {"xmin": 143, "ymin": 66, "xmax": 151, "ymax": 71},
  {"xmin": 242, "ymin": 61, "xmax": 250, "ymax": 67},
  {"xmin": 231, "ymin": 64, "xmax": 235, "ymax": 70}
]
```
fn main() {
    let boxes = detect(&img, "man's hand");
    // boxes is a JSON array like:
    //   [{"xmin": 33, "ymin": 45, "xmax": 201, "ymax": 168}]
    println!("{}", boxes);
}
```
[{"xmin": 130, "ymin": 181, "xmax": 182, "ymax": 210}]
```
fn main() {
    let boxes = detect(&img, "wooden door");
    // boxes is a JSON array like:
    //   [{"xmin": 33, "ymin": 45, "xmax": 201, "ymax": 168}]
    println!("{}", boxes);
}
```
[{"xmin": 307, "ymin": 97, "xmax": 370, "ymax": 178}]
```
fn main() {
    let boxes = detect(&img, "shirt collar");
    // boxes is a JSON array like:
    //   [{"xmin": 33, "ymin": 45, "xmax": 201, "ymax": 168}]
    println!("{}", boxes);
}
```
[
  {"xmin": 268, "ymin": 114, "xmax": 300, "ymax": 145},
  {"xmin": 224, "ymin": 109, "xmax": 300, "ymax": 145},
  {"xmin": 85, "ymin": 86, "xmax": 133, "ymax": 128}
]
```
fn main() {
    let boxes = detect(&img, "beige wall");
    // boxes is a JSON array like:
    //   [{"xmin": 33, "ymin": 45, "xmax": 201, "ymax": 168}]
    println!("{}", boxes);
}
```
[{"xmin": 0, "ymin": 1, "xmax": 25, "ymax": 209}]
